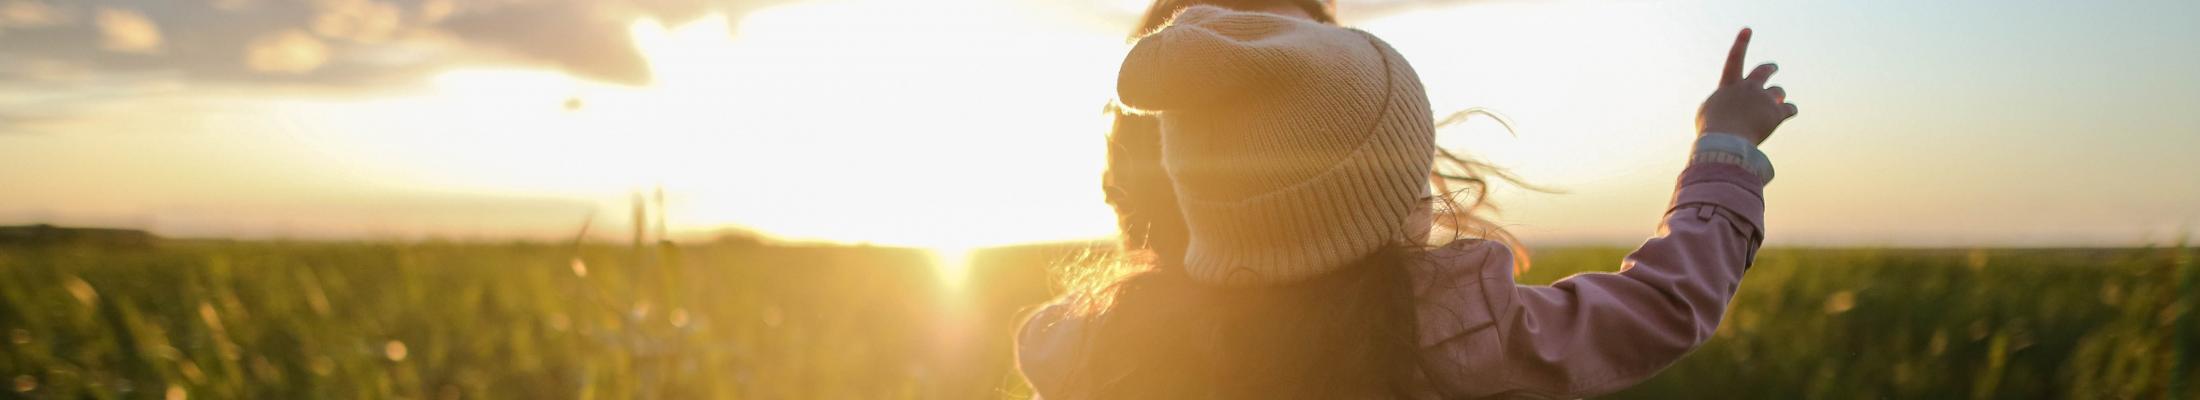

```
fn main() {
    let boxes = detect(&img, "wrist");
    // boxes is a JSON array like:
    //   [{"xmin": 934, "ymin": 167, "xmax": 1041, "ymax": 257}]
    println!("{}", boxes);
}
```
[
  {"xmin": 1692, "ymin": 133, "xmax": 1775, "ymax": 184},
  {"xmin": 1697, "ymin": 125, "xmax": 1764, "ymax": 143}
]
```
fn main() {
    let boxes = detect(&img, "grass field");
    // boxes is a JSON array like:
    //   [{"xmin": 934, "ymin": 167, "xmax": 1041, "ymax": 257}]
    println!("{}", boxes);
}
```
[{"xmin": 2, "ymin": 239, "xmax": 2193, "ymax": 399}]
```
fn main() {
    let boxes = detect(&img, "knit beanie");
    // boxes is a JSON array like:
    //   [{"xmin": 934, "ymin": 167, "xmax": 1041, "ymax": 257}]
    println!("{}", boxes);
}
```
[{"xmin": 1116, "ymin": 5, "xmax": 1435, "ymax": 286}]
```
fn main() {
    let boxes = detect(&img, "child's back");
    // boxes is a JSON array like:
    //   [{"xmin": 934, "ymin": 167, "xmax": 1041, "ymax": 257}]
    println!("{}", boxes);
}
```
[{"xmin": 1022, "ymin": 4, "xmax": 1789, "ymax": 398}]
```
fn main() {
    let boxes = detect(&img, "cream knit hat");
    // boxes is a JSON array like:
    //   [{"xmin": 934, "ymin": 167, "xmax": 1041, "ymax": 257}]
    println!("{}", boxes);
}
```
[{"xmin": 1116, "ymin": 5, "xmax": 1435, "ymax": 286}]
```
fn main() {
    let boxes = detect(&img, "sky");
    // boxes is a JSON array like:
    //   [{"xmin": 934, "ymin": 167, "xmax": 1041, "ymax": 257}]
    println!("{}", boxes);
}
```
[{"xmin": 0, "ymin": 0, "xmax": 2194, "ymax": 248}]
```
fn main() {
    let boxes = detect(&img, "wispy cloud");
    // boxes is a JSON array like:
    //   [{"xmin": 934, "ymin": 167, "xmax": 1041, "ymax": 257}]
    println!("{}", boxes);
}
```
[
  {"xmin": 94, "ymin": 7, "xmax": 162, "ymax": 54},
  {"xmin": 0, "ymin": 1, "xmax": 65, "ymax": 28},
  {"xmin": 0, "ymin": 0, "xmax": 807, "ymax": 133},
  {"xmin": 244, "ymin": 30, "xmax": 331, "ymax": 74},
  {"xmin": 0, "ymin": 0, "xmax": 814, "ymax": 89}
]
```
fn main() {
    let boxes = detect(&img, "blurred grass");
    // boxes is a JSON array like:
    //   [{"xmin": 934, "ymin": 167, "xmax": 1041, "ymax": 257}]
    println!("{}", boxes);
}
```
[{"xmin": 1, "ymin": 240, "xmax": 2193, "ymax": 398}]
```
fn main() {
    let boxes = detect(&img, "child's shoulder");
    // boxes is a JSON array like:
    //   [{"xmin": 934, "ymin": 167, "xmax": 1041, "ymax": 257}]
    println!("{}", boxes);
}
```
[
  {"xmin": 1419, "ymin": 238, "xmax": 1517, "ymax": 284},
  {"xmin": 1409, "ymin": 239, "xmax": 1517, "ymax": 348}
]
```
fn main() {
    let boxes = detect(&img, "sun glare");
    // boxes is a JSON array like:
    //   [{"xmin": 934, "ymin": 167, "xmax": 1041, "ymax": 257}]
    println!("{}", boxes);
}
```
[
  {"xmin": 928, "ymin": 245, "xmax": 979, "ymax": 288},
  {"xmin": 353, "ymin": 0, "xmax": 1667, "ymax": 256},
  {"xmin": 392, "ymin": 1, "xmax": 1124, "ymax": 266},
  {"xmin": 614, "ymin": 1, "xmax": 1125, "ymax": 250}
]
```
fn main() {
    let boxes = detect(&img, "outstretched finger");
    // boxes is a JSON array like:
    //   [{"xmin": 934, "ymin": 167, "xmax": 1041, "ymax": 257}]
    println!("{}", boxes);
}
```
[
  {"xmin": 1722, "ymin": 28, "xmax": 1753, "ymax": 86},
  {"xmin": 1744, "ymin": 63, "xmax": 1778, "ymax": 87}
]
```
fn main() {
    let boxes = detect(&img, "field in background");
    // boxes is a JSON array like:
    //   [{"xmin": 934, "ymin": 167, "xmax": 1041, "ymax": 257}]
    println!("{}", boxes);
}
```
[{"xmin": 1, "ymin": 239, "xmax": 2193, "ymax": 399}]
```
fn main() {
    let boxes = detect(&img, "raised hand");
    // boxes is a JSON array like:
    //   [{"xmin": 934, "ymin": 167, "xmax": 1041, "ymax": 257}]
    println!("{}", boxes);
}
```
[{"xmin": 1697, "ymin": 28, "xmax": 1798, "ymax": 145}]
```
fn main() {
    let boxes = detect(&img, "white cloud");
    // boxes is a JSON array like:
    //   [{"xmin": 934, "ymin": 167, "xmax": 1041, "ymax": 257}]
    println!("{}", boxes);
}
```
[
  {"xmin": 0, "ymin": 1, "xmax": 67, "ymax": 28},
  {"xmin": 95, "ymin": 7, "xmax": 163, "ymax": 54},
  {"xmin": 245, "ymin": 30, "xmax": 332, "ymax": 74},
  {"xmin": 312, "ymin": 0, "xmax": 403, "ymax": 44}
]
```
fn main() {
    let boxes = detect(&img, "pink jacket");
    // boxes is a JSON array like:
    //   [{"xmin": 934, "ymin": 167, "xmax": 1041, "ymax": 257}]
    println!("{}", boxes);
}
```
[{"xmin": 1018, "ymin": 161, "xmax": 1769, "ymax": 398}]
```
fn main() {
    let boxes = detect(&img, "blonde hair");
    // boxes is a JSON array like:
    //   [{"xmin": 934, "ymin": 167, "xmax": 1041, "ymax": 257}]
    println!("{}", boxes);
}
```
[{"xmin": 1428, "ymin": 107, "xmax": 1548, "ymax": 275}]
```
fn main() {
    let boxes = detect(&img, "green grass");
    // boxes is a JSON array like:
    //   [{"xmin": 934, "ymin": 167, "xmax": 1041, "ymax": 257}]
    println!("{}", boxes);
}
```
[{"xmin": 1, "ymin": 241, "xmax": 2193, "ymax": 398}]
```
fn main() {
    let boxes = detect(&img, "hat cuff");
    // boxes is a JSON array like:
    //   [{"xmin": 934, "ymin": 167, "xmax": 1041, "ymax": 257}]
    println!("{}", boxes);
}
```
[{"xmin": 1177, "ymin": 123, "xmax": 1433, "ymax": 286}]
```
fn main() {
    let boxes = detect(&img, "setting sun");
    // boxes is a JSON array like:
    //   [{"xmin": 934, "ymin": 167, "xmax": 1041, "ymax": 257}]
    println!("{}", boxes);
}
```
[
  {"xmin": 385, "ymin": 3, "xmax": 1127, "ymax": 250},
  {"xmin": 642, "ymin": 0, "xmax": 1125, "ymax": 249}
]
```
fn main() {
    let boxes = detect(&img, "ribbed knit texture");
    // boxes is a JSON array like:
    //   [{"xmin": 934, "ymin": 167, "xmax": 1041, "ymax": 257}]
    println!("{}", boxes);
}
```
[{"xmin": 1117, "ymin": 5, "xmax": 1435, "ymax": 286}]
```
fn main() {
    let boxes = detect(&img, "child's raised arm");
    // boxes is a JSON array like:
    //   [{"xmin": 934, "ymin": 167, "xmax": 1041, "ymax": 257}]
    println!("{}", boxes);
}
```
[{"xmin": 1420, "ymin": 28, "xmax": 1795, "ymax": 398}]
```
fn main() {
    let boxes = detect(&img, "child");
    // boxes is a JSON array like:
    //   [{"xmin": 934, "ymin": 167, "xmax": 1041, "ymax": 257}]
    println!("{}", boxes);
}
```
[{"xmin": 1022, "ymin": 1, "xmax": 1795, "ymax": 398}]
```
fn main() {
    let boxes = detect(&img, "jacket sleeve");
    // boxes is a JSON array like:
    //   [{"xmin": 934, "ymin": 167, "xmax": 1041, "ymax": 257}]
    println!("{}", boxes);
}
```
[
  {"xmin": 1464, "ymin": 161, "xmax": 1768, "ymax": 397},
  {"xmin": 1115, "ymin": 5, "xmax": 1374, "ymax": 111}
]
